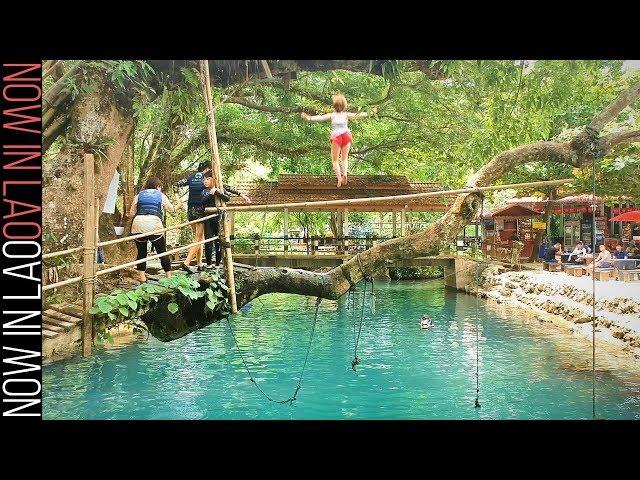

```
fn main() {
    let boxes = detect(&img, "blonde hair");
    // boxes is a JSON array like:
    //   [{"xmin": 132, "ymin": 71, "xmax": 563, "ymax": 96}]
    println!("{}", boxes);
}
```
[{"xmin": 332, "ymin": 94, "xmax": 347, "ymax": 112}]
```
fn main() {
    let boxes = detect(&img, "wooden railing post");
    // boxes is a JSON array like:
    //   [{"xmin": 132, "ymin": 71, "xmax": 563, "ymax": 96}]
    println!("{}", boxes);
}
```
[
  {"xmin": 254, "ymin": 233, "xmax": 260, "ymax": 255},
  {"xmin": 366, "ymin": 235, "xmax": 373, "ymax": 250},
  {"xmin": 283, "ymin": 208, "xmax": 289, "ymax": 254},
  {"xmin": 82, "ymin": 153, "xmax": 97, "ymax": 357},
  {"xmin": 392, "ymin": 211, "xmax": 397, "ymax": 238}
]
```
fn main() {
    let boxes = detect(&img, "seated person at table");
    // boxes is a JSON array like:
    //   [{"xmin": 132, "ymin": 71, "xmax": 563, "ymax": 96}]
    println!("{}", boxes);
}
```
[
  {"xmin": 544, "ymin": 242, "xmax": 562, "ymax": 263},
  {"xmin": 613, "ymin": 244, "xmax": 628, "ymax": 260},
  {"xmin": 568, "ymin": 241, "xmax": 587, "ymax": 263},
  {"xmin": 592, "ymin": 244, "xmax": 613, "ymax": 268}
]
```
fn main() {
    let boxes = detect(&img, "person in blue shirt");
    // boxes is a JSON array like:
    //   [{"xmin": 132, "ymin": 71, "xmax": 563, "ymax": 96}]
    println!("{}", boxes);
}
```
[
  {"xmin": 128, "ymin": 176, "xmax": 183, "ymax": 282},
  {"xmin": 544, "ymin": 242, "xmax": 562, "ymax": 263},
  {"xmin": 174, "ymin": 162, "xmax": 211, "ymax": 272},
  {"xmin": 613, "ymin": 244, "xmax": 628, "ymax": 259}
]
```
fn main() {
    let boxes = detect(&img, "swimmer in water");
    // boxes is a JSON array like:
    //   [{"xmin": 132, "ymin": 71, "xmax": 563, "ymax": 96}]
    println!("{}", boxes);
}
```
[{"xmin": 420, "ymin": 315, "xmax": 433, "ymax": 329}]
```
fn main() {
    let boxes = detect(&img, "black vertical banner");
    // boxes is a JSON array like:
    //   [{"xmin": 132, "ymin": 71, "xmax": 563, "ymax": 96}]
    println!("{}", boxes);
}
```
[{"xmin": 1, "ymin": 61, "xmax": 43, "ymax": 418}]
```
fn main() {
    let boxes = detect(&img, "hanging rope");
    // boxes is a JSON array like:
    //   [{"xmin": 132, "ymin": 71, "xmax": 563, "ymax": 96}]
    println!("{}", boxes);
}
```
[
  {"xmin": 225, "ymin": 296, "xmax": 322, "ymax": 405},
  {"xmin": 591, "ymin": 147, "xmax": 597, "ymax": 420},
  {"xmin": 474, "ymin": 191, "xmax": 485, "ymax": 409},
  {"xmin": 350, "ymin": 274, "xmax": 376, "ymax": 372}
]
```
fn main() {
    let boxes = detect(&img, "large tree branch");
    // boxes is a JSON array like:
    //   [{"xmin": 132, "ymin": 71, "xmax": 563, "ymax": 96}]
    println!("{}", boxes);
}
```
[
  {"xmin": 232, "ymin": 82, "xmax": 640, "ymax": 308},
  {"xmin": 599, "ymin": 129, "xmax": 640, "ymax": 152},
  {"xmin": 589, "ymin": 82, "xmax": 640, "ymax": 132},
  {"xmin": 135, "ymin": 76, "xmax": 640, "ymax": 341}
]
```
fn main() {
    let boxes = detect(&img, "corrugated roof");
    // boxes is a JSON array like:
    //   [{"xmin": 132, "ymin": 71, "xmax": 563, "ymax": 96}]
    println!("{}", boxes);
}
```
[{"xmin": 483, "ymin": 204, "xmax": 543, "ymax": 219}]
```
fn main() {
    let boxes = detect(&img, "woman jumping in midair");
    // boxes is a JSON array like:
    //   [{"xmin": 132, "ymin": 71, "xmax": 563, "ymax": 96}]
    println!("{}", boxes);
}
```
[{"xmin": 301, "ymin": 94, "xmax": 375, "ymax": 187}]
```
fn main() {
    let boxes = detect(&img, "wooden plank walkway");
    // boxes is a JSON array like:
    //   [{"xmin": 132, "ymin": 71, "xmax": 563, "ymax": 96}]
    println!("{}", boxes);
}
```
[{"xmin": 43, "ymin": 303, "xmax": 83, "ymax": 339}]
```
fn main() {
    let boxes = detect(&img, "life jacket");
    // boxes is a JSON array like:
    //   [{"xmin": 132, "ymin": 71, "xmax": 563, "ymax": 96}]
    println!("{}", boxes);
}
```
[
  {"xmin": 187, "ymin": 172, "xmax": 206, "ymax": 206},
  {"xmin": 137, "ymin": 189, "xmax": 163, "ymax": 218}
]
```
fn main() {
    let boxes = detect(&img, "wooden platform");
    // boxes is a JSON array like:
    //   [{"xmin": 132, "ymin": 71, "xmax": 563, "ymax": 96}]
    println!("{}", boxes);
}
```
[{"xmin": 43, "ymin": 304, "xmax": 83, "ymax": 339}]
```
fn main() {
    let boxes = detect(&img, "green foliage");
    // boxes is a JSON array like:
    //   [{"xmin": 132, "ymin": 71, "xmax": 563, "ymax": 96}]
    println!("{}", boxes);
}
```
[
  {"xmin": 61, "ymin": 60, "xmax": 156, "ymax": 102},
  {"xmin": 122, "ymin": 60, "xmax": 638, "ymax": 232},
  {"xmin": 90, "ymin": 271, "xmax": 230, "ymax": 342},
  {"xmin": 389, "ymin": 266, "xmax": 444, "ymax": 280}
]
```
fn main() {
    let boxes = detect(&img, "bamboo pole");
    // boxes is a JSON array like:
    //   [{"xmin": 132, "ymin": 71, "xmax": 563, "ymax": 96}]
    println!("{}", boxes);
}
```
[
  {"xmin": 42, "ymin": 275, "xmax": 83, "ymax": 292},
  {"xmin": 260, "ymin": 60, "xmax": 273, "ymax": 79},
  {"xmin": 43, "ymin": 245, "xmax": 83, "ymax": 260},
  {"xmin": 206, "ymin": 178, "xmax": 574, "ymax": 213},
  {"xmin": 43, "ymin": 62, "xmax": 83, "ymax": 109},
  {"xmin": 42, "ymin": 210, "xmax": 224, "ymax": 263},
  {"xmin": 46, "ymin": 178, "xmax": 572, "ymax": 261},
  {"xmin": 283, "ymin": 208, "xmax": 289, "ymax": 254},
  {"xmin": 98, "ymin": 212, "xmax": 221, "ymax": 247},
  {"xmin": 392, "ymin": 211, "xmax": 397, "ymax": 238},
  {"xmin": 199, "ymin": 59, "xmax": 238, "ymax": 313},
  {"xmin": 43, "ymin": 60, "xmax": 59, "ymax": 81},
  {"xmin": 45, "ymin": 237, "xmax": 218, "ymax": 297},
  {"xmin": 96, "ymin": 236, "xmax": 218, "ymax": 277},
  {"xmin": 82, "ymin": 154, "xmax": 96, "ymax": 357}
]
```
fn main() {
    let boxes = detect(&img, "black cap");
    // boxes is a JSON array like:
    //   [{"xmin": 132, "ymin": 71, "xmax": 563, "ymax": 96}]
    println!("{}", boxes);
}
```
[{"xmin": 197, "ymin": 161, "xmax": 210, "ymax": 172}]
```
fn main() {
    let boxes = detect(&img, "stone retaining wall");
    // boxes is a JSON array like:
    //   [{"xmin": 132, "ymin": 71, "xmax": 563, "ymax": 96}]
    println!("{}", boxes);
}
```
[{"xmin": 467, "ymin": 265, "xmax": 640, "ymax": 359}]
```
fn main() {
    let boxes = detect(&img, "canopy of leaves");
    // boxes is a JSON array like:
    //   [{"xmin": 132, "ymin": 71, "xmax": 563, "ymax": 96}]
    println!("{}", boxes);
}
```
[{"xmin": 46, "ymin": 60, "xmax": 639, "ymax": 223}]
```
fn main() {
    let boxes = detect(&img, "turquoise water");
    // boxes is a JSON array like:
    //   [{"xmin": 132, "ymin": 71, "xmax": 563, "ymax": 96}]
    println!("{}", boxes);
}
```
[{"xmin": 43, "ymin": 281, "xmax": 640, "ymax": 419}]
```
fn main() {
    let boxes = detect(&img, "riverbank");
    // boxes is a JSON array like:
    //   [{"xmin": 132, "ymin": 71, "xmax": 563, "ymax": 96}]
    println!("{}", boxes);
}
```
[{"xmin": 466, "ymin": 265, "xmax": 640, "ymax": 360}]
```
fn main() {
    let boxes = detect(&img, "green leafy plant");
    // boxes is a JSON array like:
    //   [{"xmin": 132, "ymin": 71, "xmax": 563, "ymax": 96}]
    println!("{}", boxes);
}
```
[{"xmin": 89, "ymin": 271, "xmax": 231, "ymax": 343}]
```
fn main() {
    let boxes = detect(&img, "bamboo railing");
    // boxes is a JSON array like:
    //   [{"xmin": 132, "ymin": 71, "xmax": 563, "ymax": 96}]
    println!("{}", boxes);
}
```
[
  {"xmin": 206, "ymin": 178, "xmax": 573, "ymax": 213},
  {"xmin": 42, "ymin": 153, "xmax": 227, "ymax": 355}
]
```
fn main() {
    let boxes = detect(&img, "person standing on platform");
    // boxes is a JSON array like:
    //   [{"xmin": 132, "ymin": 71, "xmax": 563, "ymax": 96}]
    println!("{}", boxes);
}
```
[
  {"xmin": 201, "ymin": 174, "xmax": 251, "ymax": 268},
  {"xmin": 129, "ymin": 176, "xmax": 183, "ymax": 282}
]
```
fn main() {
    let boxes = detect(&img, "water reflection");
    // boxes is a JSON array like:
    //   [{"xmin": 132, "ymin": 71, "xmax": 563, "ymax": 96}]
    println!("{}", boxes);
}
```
[{"xmin": 43, "ymin": 280, "xmax": 640, "ymax": 420}]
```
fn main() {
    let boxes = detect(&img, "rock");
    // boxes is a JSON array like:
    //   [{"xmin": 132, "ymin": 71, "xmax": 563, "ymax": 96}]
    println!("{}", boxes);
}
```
[
  {"xmin": 611, "ymin": 328, "xmax": 626, "ymax": 340},
  {"xmin": 573, "ymin": 315, "xmax": 592, "ymax": 324}
]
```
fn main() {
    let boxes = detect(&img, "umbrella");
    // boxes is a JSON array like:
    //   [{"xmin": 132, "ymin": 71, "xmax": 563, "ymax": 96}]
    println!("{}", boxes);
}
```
[{"xmin": 610, "ymin": 210, "xmax": 640, "ymax": 222}]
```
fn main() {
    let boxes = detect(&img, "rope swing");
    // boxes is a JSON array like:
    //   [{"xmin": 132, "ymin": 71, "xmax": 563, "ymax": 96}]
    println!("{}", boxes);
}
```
[
  {"xmin": 473, "ymin": 192, "xmax": 485, "ymax": 409},
  {"xmin": 225, "ymin": 296, "xmax": 322, "ymax": 405},
  {"xmin": 590, "ymin": 142, "xmax": 599, "ymax": 420},
  {"xmin": 350, "ymin": 261, "xmax": 375, "ymax": 372}
]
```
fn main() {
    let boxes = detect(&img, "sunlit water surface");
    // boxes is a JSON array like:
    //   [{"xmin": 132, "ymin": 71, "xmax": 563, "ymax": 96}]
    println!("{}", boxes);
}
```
[{"xmin": 43, "ymin": 281, "xmax": 640, "ymax": 419}]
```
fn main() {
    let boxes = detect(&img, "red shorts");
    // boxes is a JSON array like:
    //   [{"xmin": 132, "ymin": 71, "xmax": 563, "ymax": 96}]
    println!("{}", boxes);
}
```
[{"xmin": 330, "ymin": 131, "xmax": 353, "ymax": 147}]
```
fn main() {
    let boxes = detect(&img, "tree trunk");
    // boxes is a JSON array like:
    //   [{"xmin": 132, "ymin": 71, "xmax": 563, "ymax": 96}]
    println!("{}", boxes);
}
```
[{"xmin": 43, "ymin": 71, "xmax": 134, "ymax": 253}]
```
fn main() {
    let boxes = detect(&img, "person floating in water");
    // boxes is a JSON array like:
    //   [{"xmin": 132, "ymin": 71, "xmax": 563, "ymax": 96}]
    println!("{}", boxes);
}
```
[
  {"xmin": 420, "ymin": 315, "xmax": 434, "ymax": 329},
  {"xmin": 301, "ymin": 94, "xmax": 376, "ymax": 188}
]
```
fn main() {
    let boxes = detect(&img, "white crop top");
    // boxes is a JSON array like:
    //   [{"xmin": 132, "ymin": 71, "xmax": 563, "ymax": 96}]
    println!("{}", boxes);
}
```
[{"xmin": 331, "ymin": 112, "xmax": 349, "ymax": 136}]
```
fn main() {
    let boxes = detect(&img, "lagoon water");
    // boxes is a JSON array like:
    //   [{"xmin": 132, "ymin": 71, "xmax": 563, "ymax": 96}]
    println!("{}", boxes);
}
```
[{"xmin": 43, "ymin": 281, "xmax": 640, "ymax": 419}]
